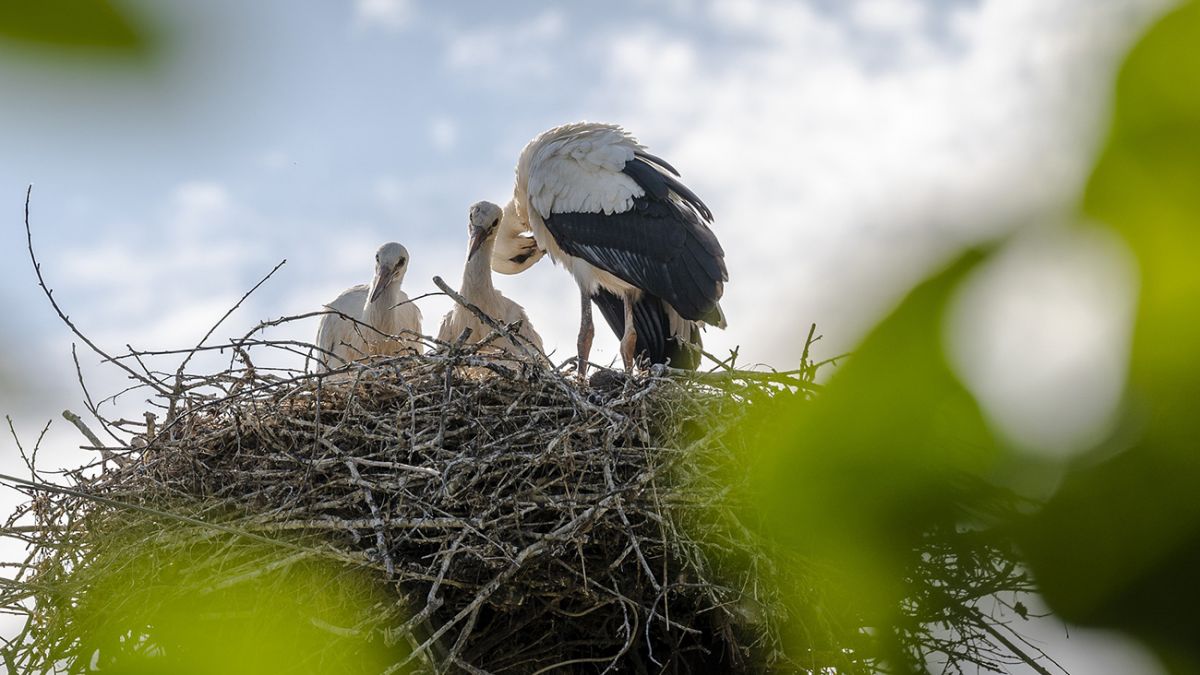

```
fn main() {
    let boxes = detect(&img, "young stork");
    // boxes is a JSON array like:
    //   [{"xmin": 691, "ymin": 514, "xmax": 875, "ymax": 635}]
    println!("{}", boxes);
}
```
[
  {"xmin": 363, "ymin": 242, "xmax": 423, "ymax": 356},
  {"xmin": 314, "ymin": 242, "xmax": 422, "ymax": 371},
  {"xmin": 439, "ymin": 201, "xmax": 544, "ymax": 355},
  {"xmin": 495, "ymin": 122, "xmax": 727, "ymax": 374},
  {"xmin": 314, "ymin": 284, "xmax": 369, "ymax": 371}
]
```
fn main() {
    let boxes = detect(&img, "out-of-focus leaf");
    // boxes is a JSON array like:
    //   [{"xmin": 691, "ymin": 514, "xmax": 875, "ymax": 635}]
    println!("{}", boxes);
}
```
[
  {"xmin": 1020, "ymin": 3, "xmax": 1200, "ymax": 672},
  {"xmin": 738, "ymin": 251, "xmax": 1002, "ymax": 670},
  {"xmin": 63, "ymin": 538, "xmax": 407, "ymax": 675},
  {"xmin": 0, "ymin": 0, "xmax": 148, "ymax": 53}
]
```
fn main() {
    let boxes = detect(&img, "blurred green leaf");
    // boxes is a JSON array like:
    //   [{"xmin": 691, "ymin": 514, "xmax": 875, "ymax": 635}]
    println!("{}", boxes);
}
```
[
  {"xmin": 62, "ymin": 537, "xmax": 407, "ymax": 675},
  {"xmin": 738, "ymin": 251, "xmax": 1006, "ymax": 670},
  {"xmin": 1020, "ymin": 3, "xmax": 1200, "ymax": 673},
  {"xmin": 0, "ymin": 0, "xmax": 148, "ymax": 53}
]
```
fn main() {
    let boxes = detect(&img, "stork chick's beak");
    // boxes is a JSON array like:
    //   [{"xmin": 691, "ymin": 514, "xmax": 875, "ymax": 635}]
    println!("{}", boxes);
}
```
[
  {"xmin": 369, "ymin": 264, "xmax": 397, "ymax": 302},
  {"xmin": 467, "ymin": 226, "xmax": 489, "ymax": 259}
]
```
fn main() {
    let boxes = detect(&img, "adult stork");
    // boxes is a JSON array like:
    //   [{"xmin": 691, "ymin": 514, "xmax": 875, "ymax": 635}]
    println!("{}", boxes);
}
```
[
  {"xmin": 314, "ymin": 242, "xmax": 422, "ymax": 371},
  {"xmin": 495, "ymin": 122, "xmax": 726, "ymax": 374},
  {"xmin": 438, "ymin": 201, "xmax": 544, "ymax": 355}
]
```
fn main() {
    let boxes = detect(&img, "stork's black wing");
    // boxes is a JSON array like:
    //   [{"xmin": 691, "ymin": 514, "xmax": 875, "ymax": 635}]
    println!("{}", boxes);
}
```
[
  {"xmin": 542, "ymin": 156, "xmax": 727, "ymax": 322},
  {"xmin": 591, "ymin": 289, "xmax": 701, "ymax": 369}
]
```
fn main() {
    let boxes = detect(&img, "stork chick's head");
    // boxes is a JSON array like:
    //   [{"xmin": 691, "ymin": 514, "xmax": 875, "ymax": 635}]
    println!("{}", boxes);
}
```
[
  {"xmin": 467, "ymin": 200, "xmax": 503, "ymax": 259},
  {"xmin": 369, "ymin": 242, "xmax": 410, "ymax": 302}
]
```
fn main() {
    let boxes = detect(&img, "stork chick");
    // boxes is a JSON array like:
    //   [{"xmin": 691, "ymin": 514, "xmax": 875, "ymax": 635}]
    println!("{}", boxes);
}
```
[
  {"xmin": 314, "ymin": 284, "xmax": 369, "ymax": 372},
  {"xmin": 363, "ymin": 242, "xmax": 423, "ymax": 356},
  {"xmin": 313, "ymin": 242, "xmax": 422, "ymax": 372},
  {"xmin": 438, "ymin": 202, "xmax": 544, "ymax": 356}
]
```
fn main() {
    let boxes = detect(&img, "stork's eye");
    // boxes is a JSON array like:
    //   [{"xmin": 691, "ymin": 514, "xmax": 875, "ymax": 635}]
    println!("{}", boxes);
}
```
[
  {"xmin": 399, "ymin": 257, "xmax": 406, "ymax": 266},
  {"xmin": 491, "ymin": 218, "xmax": 500, "ymax": 228}
]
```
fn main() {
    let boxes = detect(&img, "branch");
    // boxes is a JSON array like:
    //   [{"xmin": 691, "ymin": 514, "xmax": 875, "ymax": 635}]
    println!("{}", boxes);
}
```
[
  {"xmin": 23, "ymin": 186, "xmax": 170, "ymax": 396},
  {"xmin": 176, "ymin": 258, "xmax": 287, "ymax": 375}
]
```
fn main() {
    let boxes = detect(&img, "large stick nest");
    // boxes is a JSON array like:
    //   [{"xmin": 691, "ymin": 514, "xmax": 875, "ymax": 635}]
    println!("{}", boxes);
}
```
[
  {"xmin": 0, "ymin": 333, "xmax": 1046, "ymax": 674},
  {"xmin": 6, "ymin": 336, "xmax": 816, "ymax": 674}
]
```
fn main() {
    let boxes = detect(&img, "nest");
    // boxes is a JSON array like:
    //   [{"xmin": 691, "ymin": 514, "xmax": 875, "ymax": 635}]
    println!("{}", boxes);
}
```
[
  {"xmin": 3, "ymin": 332, "xmax": 819, "ymax": 673},
  {"xmin": 1, "ymin": 332, "xmax": 1049, "ymax": 675}
]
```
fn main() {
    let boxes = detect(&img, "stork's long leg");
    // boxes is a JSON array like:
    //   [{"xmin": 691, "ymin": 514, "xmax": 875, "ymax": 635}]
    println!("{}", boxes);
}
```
[
  {"xmin": 619, "ymin": 295, "xmax": 637, "ymax": 372},
  {"xmin": 577, "ymin": 287, "xmax": 594, "ymax": 379}
]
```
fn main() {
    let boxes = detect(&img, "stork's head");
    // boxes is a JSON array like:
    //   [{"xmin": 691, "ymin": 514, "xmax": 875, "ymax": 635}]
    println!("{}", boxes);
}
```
[
  {"xmin": 467, "ymin": 200, "xmax": 503, "ymax": 259},
  {"xmin": 369, "ymin": 242, "xmax": 409, "ymax": 302}
]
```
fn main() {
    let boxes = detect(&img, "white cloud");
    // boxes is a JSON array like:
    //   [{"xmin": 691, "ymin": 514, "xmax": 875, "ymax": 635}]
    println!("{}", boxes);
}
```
[
  {"xmin": 579, "ymin": 0, "xmax": 1166, "ymax": 372},
  {"xmin": 54, "ymin": 181, "xmax": 262, "ymax": 349},
  {"xmin": 353, "ymin": 0, "xmax": 414, "ymax": 31},
  {"xmin": 170, "ymin": 181, "xmax": 233, "ymax": 236},
  {"xmin": 445, "ymin": 9, "xmax": 566, "ymax": 79},
  {"xmin": 851, "ymin": 0, "xmax": 928, "ymax": 34}
]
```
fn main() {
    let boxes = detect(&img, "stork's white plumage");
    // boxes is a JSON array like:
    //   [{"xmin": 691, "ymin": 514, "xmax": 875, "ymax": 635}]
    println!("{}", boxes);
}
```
[
  {"xmin": 313, "ymin": 242, "xmax": 422, "ymax": 372},
  {"xmin": 363, "ymin": 242, "xmax": 423, "ymax": 356},
  {"xmin": 439, "ymin": 201, "xmax": 544, "ymax": 355},
  {"xmin": 490, "ymin": 200, "xmax": 545, "ymax": 275},
  {"xmin": 314, "ymin": 285, "xmax": 369, "ymax": 372},
  {"xmin": 497, "ymin": 122, "xmax": 727, "ymax": 374}
]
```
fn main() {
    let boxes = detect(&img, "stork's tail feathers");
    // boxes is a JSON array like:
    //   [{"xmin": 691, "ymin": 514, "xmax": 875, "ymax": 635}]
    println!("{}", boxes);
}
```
[
  {"xmin": 592, "ymin": 290, "xmax": 703, "ymax": 370},
  {"xmin": 702, "ymin": 302, "xmax": 727, "ymax": 330}
]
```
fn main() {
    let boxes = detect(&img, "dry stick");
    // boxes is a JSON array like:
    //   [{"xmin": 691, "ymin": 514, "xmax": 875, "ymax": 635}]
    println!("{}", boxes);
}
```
[
  {"xmin": 73, "ymin": 343, "xmax": 127, "ymax": 446},
  {"xmin": 799, "ymin": 322, "xmax": 818, "ymax": 371},
  {"xmin": 60, "ymin": 410, "xmax": 110, "ymax": 462},
  {"xmin": 656, "ymin": 364, "xmax": 822, "ymax": 391},
  {"xmin": 344, "ymin": 460, "xmax": 395, "ymax": 577},
  {"xmin": 966, "ymin": 608, "xmax": 1058, "ymax": 675},
  {"xmin": 0, "ymin": 472, "xmax": 324, "ymax": 557},
  {"xmin": 23, "ymin": 186, "xmax": 170, "ymax": 397},
  {"xmin": 177, "ymin": 258, "xmax": 287, "ymax": 376},
  {"xmin": 4, "ymin": 418, "xmax": 40, "ymax": 481},
  {"xmin": 431, "ymin": 276, "xmax": 546, "ymax": 366},
  {"xmin": 393, "ymin": 463, "xmax": 661, "ymax": 672}
]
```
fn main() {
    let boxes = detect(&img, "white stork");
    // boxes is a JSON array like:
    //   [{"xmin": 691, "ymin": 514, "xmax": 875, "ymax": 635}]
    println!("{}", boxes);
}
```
[
  {"xmin": 314, "ymin": 284, "xmax": 369, "ymax": 371},
  {"xmin": 363, "ymin": 242, "xmax": 423, "ymax": 356},
  {"xmin": 495, "ymin": 122, "xmax": 726, "ymax": 374},
  {"xmin": 491, "ymin": 200, "xmax": 545, "ymax": 274},
  {"xmin": 314, "ymin": 242, "xmax": 422, "ymax": 371},
  {"xmin": 439, "ymin": 201, "xmax": 544, "ymax": 355}
]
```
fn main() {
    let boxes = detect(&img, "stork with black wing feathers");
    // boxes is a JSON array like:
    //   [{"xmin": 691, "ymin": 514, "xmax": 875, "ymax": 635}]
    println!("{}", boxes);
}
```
[{"xmin": 492, "ymin": 122, "xmax": 727, "ymax": 375}]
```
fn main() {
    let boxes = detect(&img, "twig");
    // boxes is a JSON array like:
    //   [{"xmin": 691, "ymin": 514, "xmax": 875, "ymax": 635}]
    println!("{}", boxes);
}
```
[
  {"xmin": 23, "ymin": 185, "xmax": 170, "ymax": 396},
  {"xmin": 176, "ymin": 258, "xmax": 287, "ymax": 376}
]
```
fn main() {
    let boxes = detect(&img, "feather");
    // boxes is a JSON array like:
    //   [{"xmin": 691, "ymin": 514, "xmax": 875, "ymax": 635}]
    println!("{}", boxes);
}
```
[{"xmin": 591, "ymin": 289, "xmax": 702, "ymax": 369}]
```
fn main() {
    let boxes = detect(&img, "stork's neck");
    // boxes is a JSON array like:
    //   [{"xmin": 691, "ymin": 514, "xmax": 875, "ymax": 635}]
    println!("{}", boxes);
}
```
[
  {"xmin": 461, "ymin": 235, "xmax": 496, "ymax": 299},
  {"xmin": 364, "ymin": 277, "xmax": 404, "ymax": 327}
]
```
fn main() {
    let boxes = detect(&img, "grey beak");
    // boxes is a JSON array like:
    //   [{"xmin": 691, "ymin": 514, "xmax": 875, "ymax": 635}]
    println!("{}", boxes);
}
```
[
  {"xmin": 467, "ymin": 227, "xmax": 488, "ymax": 259},
  {"xmin": 369, "ymin": 265, "xmax": 395, "ymax": 302}
]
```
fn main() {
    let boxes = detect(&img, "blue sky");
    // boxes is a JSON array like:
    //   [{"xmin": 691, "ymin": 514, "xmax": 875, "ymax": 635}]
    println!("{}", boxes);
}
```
[{"xmin": 0, "ymin": 1, "xmax": 1175, "ymax": 669}]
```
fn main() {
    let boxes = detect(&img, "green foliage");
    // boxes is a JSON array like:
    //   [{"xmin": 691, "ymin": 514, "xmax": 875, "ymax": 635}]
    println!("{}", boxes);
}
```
[
  {"xmin": 733, "ymin": 252, "xmax": 1036, "ymax": 672},
  {"xmin": 46, "ymin": 531, "xmax": 407, "ymax": 675},
  {"xmin": 737, "ymin": 3, "xmax": 1200, "ymax": 674},
  {"xmin": 1019, "ymin": 3, "xmax": 1200, "ymax": 674},
  {"xmin": 0, "ymin": 0, "xmax": 150, "ymax": 54}
]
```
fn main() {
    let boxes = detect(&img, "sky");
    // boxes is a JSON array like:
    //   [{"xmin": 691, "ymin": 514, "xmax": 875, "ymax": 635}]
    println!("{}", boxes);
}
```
[{"xmin": 0, "ymin": 0, "xmax": 1175, "ymax": 671}]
